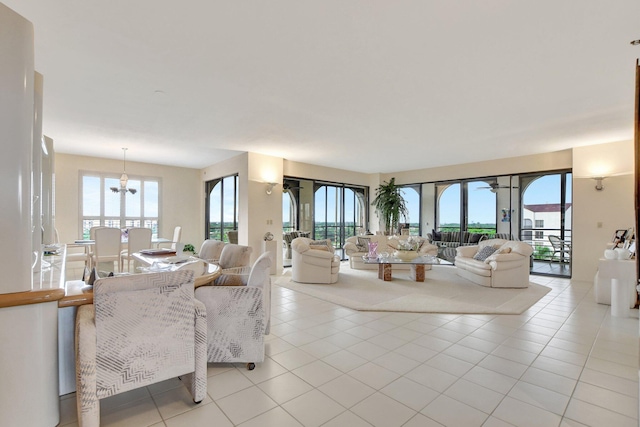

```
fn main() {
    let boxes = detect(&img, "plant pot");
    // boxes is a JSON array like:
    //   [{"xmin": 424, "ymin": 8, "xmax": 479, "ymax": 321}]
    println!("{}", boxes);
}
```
[{"xmin": 394, "ymin": 250, "xmax": 419, "ymax": 261}]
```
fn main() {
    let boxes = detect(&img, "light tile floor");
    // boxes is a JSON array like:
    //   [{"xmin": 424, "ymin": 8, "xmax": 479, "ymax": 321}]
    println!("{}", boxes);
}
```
[{"xmin": 59, "ymin": 268, "xmax": 639, "ymax": 427}]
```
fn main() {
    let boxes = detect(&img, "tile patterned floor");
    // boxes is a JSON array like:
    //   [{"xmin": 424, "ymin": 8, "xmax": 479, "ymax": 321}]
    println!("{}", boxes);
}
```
[{"xmin": 59, "ymin": 268, "xmax": 639, "ymax": 427}]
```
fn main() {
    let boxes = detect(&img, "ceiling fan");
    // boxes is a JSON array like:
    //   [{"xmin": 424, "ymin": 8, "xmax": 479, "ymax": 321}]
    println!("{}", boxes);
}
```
[{"xmin": 476, "ymin": 182, "xmax": 518, "ymax": 193}]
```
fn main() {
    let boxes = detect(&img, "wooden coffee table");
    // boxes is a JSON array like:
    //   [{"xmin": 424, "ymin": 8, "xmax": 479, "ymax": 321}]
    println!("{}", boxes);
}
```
[{"xmin": 362, "ymin": 255, "xmax": 451, "ymax": 282}]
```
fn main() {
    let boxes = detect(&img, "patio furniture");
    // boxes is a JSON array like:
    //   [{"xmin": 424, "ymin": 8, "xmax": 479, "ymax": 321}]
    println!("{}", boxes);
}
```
[{"xmin": 548, "ymin": 235, "xmax": 571, "ymax": 263}]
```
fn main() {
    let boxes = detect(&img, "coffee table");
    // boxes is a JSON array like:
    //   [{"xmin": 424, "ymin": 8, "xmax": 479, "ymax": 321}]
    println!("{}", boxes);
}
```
[{"xmin": 362, "ymin": 255, "xmax": 452, "ymax": 282}]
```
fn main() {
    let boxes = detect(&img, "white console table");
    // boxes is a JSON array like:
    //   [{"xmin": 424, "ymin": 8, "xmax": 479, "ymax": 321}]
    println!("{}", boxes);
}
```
[{"xmin": 595, "ymin": 258, "xmax": 637, "ymax": 317}]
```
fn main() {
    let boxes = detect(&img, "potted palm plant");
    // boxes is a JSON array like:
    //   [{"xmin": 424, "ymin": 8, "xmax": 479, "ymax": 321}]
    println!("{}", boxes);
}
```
[{"xmin": 371, "ymin": 177, "xmax": 408, "ymax": 235}]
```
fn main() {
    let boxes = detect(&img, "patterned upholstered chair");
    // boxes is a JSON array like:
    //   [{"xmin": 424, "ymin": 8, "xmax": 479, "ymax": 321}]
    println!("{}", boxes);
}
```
[
  {"xmin": 75, "ymin": 271, "xmax": 207, "ymax": 427},
  {"xmin": 198, "ymin": 239, "xmax": 226, "ymax": 263},
  {"xmin": 195, "ymin": 252, "xmax": 272, "ymax": 370},
  {"xmin": 213, "ymin": 243, "xmax": 253, "ymax": 286}
]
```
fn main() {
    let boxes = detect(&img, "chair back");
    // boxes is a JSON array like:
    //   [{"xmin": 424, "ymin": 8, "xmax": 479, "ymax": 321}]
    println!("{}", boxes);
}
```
[
  {"xmin": 218, "ymin": 243, "xmax": 252, "ymax": 269},
  {"xmin": 548, "ymin": 235, "xmax": 562, "ymax": 249},
  {"xmin": 89, "ymin": 226, "xmax": 106, "ymax": 240},
  {"xmin": 94, "ymin": 227, "xmax": 121, "ymax": 261},
  {"xmin": 126, "ymin": 227, "xmax": 152, "ymax": 254},
  {"xmin": 93, "ymin": 270, "xmax": 196, "ymax": 398},
  {"xmin": 198, "ymin": 239, "xmax": 226, "ymax": 262},
  {"xmin": 170, "ymin": 226, "xmax": 182, "ymax": 250}
]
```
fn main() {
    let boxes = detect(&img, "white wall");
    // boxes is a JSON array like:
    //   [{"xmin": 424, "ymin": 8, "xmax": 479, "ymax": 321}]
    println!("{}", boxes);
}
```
[
  {"xmin": 56, "ymin": 140, "xmax": 635, "ymax": 283},
  {"xmin": 572, "ymin": 141, "xmax": 635, "ymax": 281},
  {"xmin": 55, "ymin": 153, "xmax": 203, "ymax": 251}
]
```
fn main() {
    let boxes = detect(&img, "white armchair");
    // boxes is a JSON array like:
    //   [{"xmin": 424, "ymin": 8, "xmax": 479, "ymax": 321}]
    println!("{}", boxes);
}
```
[
  {"xmin": 455, "ymin": 239, "xmax": 533, "ymax": 288},
  {"xmin": 291, "ymin": 237, "xmax": 340, "ymax": 284},
  {"xmin": 75, "ymin": 270, "xmax": 207, "ymax": 427},
  {"xmin": 195, "ymin": 252, "xmax": 272, "ymax": 370}
]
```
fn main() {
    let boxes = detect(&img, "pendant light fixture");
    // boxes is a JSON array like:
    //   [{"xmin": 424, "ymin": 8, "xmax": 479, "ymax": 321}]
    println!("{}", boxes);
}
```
[{"xmin": 110, "ymin": 148, "xmax": 137, "ymax": 194}]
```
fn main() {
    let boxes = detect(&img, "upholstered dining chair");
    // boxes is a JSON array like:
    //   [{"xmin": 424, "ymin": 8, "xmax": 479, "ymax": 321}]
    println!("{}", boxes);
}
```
[
  {"xmin": 195, "ymin": 252, "xmax": 271, "ymax": 370},
  {"xmin": 213, "ymin": 243, "xmax": 253, "ymax": 286},
  {"xmin": 75, "ymin": 270, "xmax": 207, "ymax": 427},
  {"xmin": 92, "ymin": 227, "xmax": 122, "ymax": 273},
  {"xmin": 198, "ymin": 239, "xmax": 226, "ymax": 263},
  {"xmin": 119, "ymin": 227, "xmax": 152, "ymax": 272}
]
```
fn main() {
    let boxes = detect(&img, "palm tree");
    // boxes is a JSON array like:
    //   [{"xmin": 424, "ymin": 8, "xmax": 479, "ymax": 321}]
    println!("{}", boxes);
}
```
[{"xmin": 371, "ymin": 177, "xmax": 408, "ymax": 235}]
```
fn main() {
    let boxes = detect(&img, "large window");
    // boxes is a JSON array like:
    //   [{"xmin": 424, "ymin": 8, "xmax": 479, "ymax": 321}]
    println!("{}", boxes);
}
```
[
  {"xmin": 435, "ymin": 179, "xmax": 498, "ymax": 238},
  {"xmin": 205, "ymin": 175, "xmax": 239, "ymax": 242},
  {"xmin": 401, "ymin": 185, "xmax": 421, "ymax": 235},
  {"xmin": 314, "ymin": 183, "xmax": 367, "ymax": 253},
  {"xmin": 81, "ymin": 173, "xmax": 160, "ymax": 239}
]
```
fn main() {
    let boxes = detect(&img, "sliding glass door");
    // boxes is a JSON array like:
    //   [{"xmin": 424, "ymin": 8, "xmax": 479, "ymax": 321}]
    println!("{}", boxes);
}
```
[
  {"xmin": 205, "ymin": 175, "xmax": 238, "ymax": 242},
  {"xmin": 521, "ymin": 171, "xmax": 572, "ymax": 277}
]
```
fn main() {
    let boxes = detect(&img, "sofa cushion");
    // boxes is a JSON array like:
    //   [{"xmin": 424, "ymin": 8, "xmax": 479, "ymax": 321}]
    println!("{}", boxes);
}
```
[
  {"xmin": 473, "ymin": 245, "xmax": 497, "ymax": 261},
  {"xmin": 356, "ymin": 237, "xmax": 371, "ymax": 252}
]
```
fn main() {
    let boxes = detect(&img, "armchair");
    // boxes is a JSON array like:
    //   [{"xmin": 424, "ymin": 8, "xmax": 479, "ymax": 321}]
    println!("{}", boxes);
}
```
[
  {"xmin": 75, "ymin": 270, "xmax": 207, "ymax": 427},
  {"xmin": 198, "ymin": 239, "xmax": 226, "ymax": 263},
  {"xmin": 291, "ymin": 237, "xmax": 340, "ymax": 284},
  {"xmin": 455, "ymin": 239, "xmax": 533, "ymax": 288},
  {"xmin": 213, "ymin": 243, "xmax": 253, "ymax": 286},
  {"xmin": 194, "ymin": 252, "xmax": 272, "ymax": 369}
]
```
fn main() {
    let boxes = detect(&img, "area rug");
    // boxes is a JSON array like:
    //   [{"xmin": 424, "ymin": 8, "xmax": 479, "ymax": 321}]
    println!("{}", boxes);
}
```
[{"xmin": 274, "ymin": 265, "xmax": 551, "ymax": 314}]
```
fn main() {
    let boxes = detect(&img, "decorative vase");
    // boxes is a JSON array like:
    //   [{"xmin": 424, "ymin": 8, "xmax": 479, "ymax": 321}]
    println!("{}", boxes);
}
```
[
  {"xmin": 604, "ymin": 249, "xmax": 616, "ymax": 260},
  {"xmin": 367, "ymin": 242, "xmax": 378, "ymax": 259},
  {"xmin": 394, "ymin": 250, "xmax": 419, "ymax": 261}
]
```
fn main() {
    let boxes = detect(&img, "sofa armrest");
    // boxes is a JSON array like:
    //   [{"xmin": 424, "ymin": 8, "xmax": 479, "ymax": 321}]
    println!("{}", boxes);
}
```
[
  {"xmin": 343, "ymin": 242, "xmax": 360, "ymax": 256},
  {"xmin": 302, "ymin": 249, "xmax": 336, "ymax": 260},
  {"xmin": 456, "ymin": 245, "xmax": 478, "ymax": 257},
  {"xmin": 485, "ymin": 252, "xmax": 525, "ymax": 263},
  {"xmin": 418, "ymin": 243, "xmax": 438, "ymax": 256}
]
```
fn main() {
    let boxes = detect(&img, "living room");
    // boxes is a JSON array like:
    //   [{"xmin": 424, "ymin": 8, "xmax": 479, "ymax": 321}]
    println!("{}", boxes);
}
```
[{"xmin": 2, "ymin": 1, "xmax": 640, "ymax": 426}]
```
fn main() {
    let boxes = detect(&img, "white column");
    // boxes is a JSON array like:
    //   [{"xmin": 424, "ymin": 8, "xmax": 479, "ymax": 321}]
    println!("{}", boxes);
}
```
[{"xmin": 0, "ymin": 3, "xmax": 34, "ymax": 293}]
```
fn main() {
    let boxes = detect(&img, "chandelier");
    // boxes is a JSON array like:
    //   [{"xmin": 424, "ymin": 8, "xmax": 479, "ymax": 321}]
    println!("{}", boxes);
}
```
[{"xmin": 110, "ymin": 148, "xmax": 137, "ymax": 194}]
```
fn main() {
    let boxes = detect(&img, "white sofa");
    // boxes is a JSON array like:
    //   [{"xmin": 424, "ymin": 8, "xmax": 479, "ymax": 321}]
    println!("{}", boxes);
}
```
[
  {"xmin": 291, "ymin": 237, "xmax": 340, "ymax": 284},
  {"xmin": 455, "ymin": 239, "xmax": 533, "ymax": 288},
  {"xmin": 343, "ymin": 235, "xmax": 438, "ymax": 270}
]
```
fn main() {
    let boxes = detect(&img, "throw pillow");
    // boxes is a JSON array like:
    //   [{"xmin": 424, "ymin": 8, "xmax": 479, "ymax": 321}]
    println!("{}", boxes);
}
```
[
  {"xmin": 356, "ymin": 237, "xmax": 371, "ymax": 252},
  {"xmin": 310, "ymin": 240, "xmax": 332, "ymax": 252},
  {"xmin": 432, "ymin": 229, "xmax": 441, "ymax": 241},
  {"xmin": 473, "ymin": 245, "xmax": 497, "ymax": 261},
  {"xmin": 494, "ymin": 246, "xmax": 512, "ymax": 255},
  {"xmin": 468, "ymin": 233, "xmax": 483, "ymax": 244}
]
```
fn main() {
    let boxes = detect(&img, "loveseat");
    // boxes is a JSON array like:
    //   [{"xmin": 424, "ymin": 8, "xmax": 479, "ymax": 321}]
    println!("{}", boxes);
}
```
[
  {"xmin": 427, "ymin": 231, "xmax": 519, "ymax": 262},
  {"xmin": 343, "ymin": 235, "xmax": 438, "ymax": 270},
  {"xmin": 454, "ymin": 238, "xmax": 533, "ymax": 288}
]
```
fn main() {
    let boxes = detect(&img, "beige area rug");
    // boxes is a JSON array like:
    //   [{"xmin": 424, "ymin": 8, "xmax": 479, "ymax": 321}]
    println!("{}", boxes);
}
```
[{"xmin": 275, "ymin": 265, "xmax": 551, "ymax": 314}]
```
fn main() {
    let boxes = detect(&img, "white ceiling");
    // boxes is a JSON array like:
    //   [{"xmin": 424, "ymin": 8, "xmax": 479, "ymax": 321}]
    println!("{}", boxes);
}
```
[{"xmin": 4, "ymin": 1, "xmax": 640, "ymax": 173}]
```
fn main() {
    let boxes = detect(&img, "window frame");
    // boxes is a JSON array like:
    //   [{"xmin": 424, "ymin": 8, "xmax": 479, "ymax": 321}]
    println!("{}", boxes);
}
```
[{"xmin": 79, "ymin": 171, "xmax": 161, "ymax": 239}]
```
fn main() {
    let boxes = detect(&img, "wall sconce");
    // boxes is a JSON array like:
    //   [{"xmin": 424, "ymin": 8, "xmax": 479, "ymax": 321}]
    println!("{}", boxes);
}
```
[
  {"xmin": 593, "ymin": 177, "xmax": 605, "ymax": 191},
  {"xmin": 265, "ymin": 182, "xmax": 278, "ymax": 195}
]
